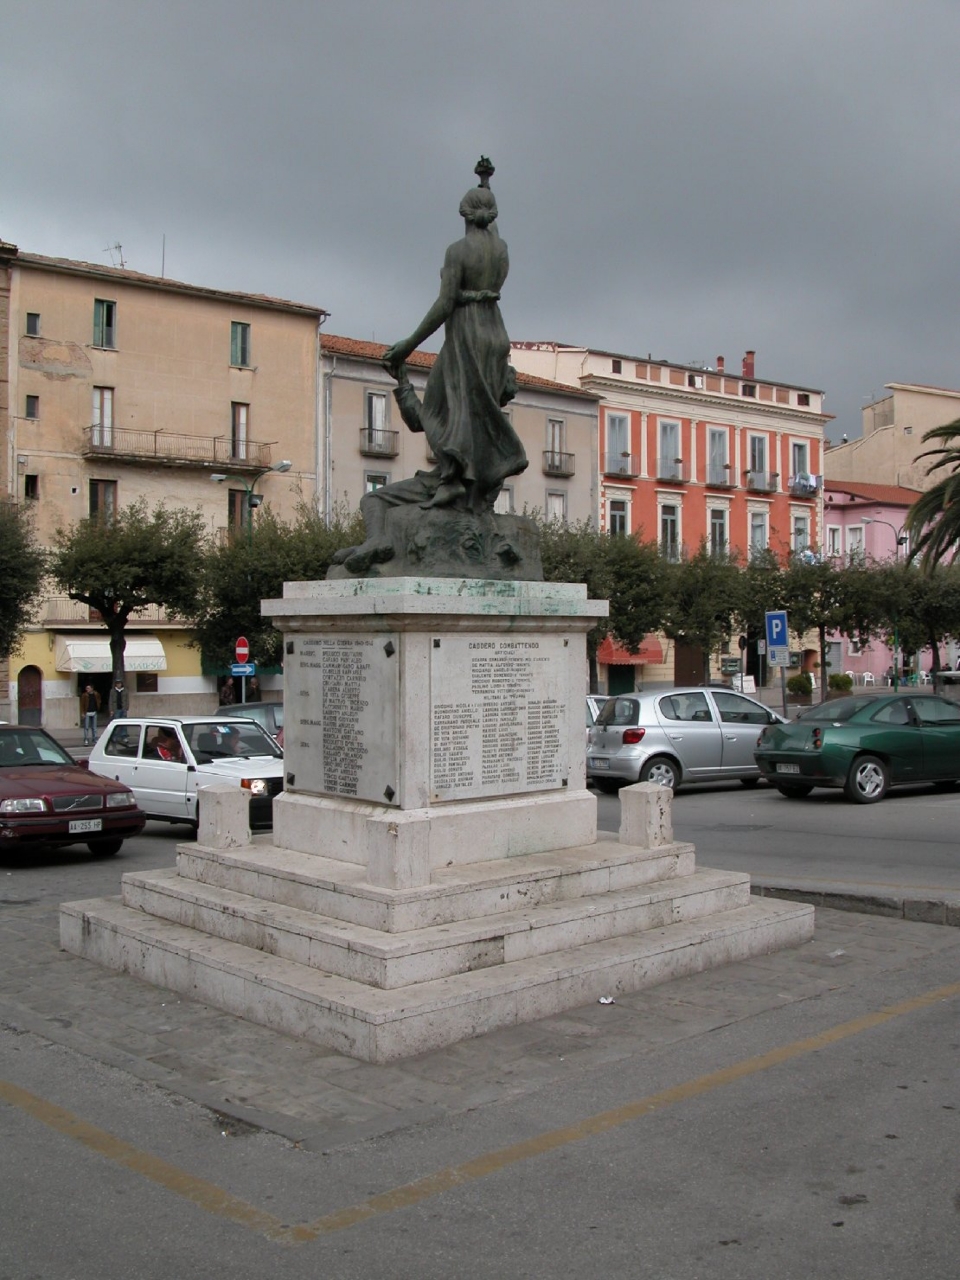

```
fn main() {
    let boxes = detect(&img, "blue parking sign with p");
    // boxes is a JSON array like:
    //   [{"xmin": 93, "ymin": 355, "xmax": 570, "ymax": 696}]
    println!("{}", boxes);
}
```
[{"xmin": 765, "ymin": 610, "xmax": 790, "ymax": 665}]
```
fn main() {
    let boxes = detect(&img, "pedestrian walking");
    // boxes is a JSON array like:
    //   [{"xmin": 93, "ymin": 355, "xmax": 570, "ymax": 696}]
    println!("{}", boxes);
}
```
[
  {"xmin": 219, "ymin": 676, "xmax": 236, "ymax": 706},
  {"xmin": 110, "ymin": 679, "xmax": 127, "ymax": 720},
  {"xmin": 79, "ymin": 684, "xmax": 101, "ymax": 744},
  {"xmin": 247, "ymin": 675, "xmax": 262, "ymax": 702}
]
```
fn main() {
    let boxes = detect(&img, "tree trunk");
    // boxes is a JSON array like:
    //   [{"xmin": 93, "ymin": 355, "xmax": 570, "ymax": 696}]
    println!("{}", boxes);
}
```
[{"xmin": 818, "ymin": 624, "xmax": 828, "ymax": 702}]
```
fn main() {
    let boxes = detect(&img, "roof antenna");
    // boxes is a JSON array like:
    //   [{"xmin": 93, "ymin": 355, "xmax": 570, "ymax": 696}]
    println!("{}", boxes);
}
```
[{"xmin": 104, "ymin": 242, "xmax": 126, "ymax": 268}]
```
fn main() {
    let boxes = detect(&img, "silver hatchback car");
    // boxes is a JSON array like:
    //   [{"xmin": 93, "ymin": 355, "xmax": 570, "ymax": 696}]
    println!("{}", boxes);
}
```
[{"xmin": 587, "ymin": 686, "xmax": 784, "ymax": 793}]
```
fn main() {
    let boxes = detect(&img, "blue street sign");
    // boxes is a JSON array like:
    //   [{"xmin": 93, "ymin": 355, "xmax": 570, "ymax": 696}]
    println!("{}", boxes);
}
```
[
  {"xmin": 231, "ymin": 662, "xmax": 256, "ymax": 676},
  {"xmin": 765, "ymin": 611, "xmax": 790, "ymax": 666}
]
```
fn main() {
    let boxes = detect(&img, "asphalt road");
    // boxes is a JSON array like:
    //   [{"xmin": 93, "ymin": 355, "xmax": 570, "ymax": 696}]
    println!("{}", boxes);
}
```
[
  {"xmin": 2, "ymin": 816, "xmax": 959, "ymax": 1278},
  {"xmin": 595, "ymin": 780, "xmax": 960, "ymax": 898}
]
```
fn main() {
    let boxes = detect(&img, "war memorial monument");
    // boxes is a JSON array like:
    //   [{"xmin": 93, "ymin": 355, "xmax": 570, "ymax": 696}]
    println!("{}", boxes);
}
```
[{"xmin": 62, "ymin": 161, "xmax": 813, "ymax": 1062}]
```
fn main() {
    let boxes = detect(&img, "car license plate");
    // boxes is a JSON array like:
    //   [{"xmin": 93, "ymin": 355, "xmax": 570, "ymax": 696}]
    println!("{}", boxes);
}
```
[
  {"xmin": 590, "ymin": 758, "xmax": 610, "ymax": 770},
  {"xmin": 776, "ymin": 763, "xmax": 800, "ymax": 775},
  {"xmin": 68, "ymin": 818, "xmax": 102, "ymax": 834}
]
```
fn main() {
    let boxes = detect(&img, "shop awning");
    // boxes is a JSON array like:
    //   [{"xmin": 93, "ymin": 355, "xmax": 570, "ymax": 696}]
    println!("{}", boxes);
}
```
[
  {"xmin": 55, "ymin": 635, "xmax": 167, "ymax": 673},
  {"xmin": 596, "ymin": 634, "xmax": 664, "ymax": 666}
]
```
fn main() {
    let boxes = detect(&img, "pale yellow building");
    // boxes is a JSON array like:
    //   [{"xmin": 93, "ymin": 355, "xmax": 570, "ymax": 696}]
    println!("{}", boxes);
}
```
[
  {"xmin": 825, "ymin": 382, "xmax": 960, "ymax": 492},
  {"xmin": 0, "ymin": 242, "xmax": 326, "ymax": 727},
  {"xmin": 319, "ymin": 335, "xmax": 599, "ymax": 525}
]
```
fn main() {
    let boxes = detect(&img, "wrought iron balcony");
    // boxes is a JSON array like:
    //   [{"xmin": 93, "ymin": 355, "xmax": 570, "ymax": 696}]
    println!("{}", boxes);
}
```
[
  {"xmin": 788, "ymin": 473, "xmax": 820, "ymax": 497},
  {"xmin": 359, "ymin": 427, "xmax": 400, "ymax": 457},
  {"xmin": 81, "ymin": 425, "xmax": 273, "ymax": 470},
  {"xmin": 657, "ymin": 459, "xmax": 688, "ymax": 483},
  {"xmin": 746, "ymin": 470, "xmax": 779, "ymax": 493},
  {"xmin": 542, "ymin": 450, "xmax": 575, "ymax": 477},
  {"xmin": 42, "ymin": 596, "xmax": 184, "ymax": 626},
  {"xmin": 604, "ymin": 453, "xmax": 640, "ymax": 478},
  {"xmin": 706, "ymin": 465, "xmax": 735, "ymax": 488}
]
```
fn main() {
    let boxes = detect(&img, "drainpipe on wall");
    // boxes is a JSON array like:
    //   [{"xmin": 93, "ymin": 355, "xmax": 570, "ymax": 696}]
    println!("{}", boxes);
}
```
[{"xmin": 321, "ymin": 349, "xmax": 336, "ymax": 525}]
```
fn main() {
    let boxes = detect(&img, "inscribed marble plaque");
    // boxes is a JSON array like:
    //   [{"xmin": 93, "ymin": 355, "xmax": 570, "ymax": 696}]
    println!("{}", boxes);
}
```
[
  {"xmin": 286, "ymin": 634, "xmax": 399, "ymax": 804},
  {"xmin": 430, "ymin": 635, "xmax": 567, "ymax": 801}
]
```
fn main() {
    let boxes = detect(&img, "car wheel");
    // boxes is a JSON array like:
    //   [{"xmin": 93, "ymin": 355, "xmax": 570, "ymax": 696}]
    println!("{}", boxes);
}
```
[
  {"xmin": 739, "ymin": 777, "xmax": 761, "ymax": 789},
  {"xmin": 87, "ymin": 837, "xmax": 123, "ymax": 856},
  {"xmin": 639, "ymin": 756, "xmax": 680, "ymax": 790},
  {"xmin": 844, "ymin": 754, "xmax": 889, "ymax": 804},
  {"xmin": 775, "ymin": 782, "xmax": 814, "ymax": 799}
]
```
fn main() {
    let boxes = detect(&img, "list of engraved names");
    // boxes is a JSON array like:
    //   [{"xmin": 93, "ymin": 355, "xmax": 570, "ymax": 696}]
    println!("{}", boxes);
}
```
[
  {"xmin": 431, "ymin": 636, "xmax": 566, "ymax": 800},
  {"xmin": 290, "ymin": 635, "xmax": 398, "ymax": 803}
]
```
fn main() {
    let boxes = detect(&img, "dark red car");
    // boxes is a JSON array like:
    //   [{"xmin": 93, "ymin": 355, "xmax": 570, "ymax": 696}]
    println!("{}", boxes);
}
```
[{"xmin": 0, "ymin": 725, "xmax": 145, "ymax": 855}]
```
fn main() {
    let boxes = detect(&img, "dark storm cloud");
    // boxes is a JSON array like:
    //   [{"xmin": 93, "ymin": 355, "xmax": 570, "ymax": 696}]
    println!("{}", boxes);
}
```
[{"xmin": 3, "ymin": 0, "xmax": 959, "ymax": 437}]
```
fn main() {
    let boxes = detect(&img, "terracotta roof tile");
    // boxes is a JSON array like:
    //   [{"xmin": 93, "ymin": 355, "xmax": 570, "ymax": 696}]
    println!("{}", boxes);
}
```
[
  {"xmin": 321, "ymin": 333, "xmax": 599, "ymax": 398},
  {"xmin": 17, "ymin": 252, "xmax": 326, "ymax": 316},
  {"xmin": 823, "ymin": 480, "xmax": 923, "ymax": 507}
]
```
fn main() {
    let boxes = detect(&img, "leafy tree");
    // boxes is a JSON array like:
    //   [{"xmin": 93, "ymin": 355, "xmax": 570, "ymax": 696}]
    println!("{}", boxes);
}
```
[
  {"xmin": 50, "ymin": 499, "xmax": 207, "ymax": 682},
  {"xmin": 0, "ymin": 500, "xmax": 47, "ymax": 658},
  {"xmin": 903, "ymin": 417, "xmax": 960, "ymax": 570},
  {"xmin": 780, "ymin": 554, "xmax": 855, "ymax": 700},
  {"xmin": 539, "ymin": 519, "xmax": 667, "ymax": 691},
  {"xmin": 191, "ymin": 502, "xmax": 364, "ymax": 671},
  {"xmin": 871, "ymin": 561, "xmax": 960, "ymax": 676},
  {"xmin": 661, "ymin": 543, "xmax": 743, "ymax": 679}
]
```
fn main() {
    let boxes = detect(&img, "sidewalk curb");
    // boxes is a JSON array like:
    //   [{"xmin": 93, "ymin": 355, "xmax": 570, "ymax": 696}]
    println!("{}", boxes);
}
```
[{"xmin": 751, "ymin": 883, "xmax": 960, "ymax": 927}]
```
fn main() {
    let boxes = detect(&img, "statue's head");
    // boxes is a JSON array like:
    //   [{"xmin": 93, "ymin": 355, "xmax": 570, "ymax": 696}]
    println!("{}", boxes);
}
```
[{"xmin": 459, "ymin": 186, "xmax": 498, "ymax": 228}]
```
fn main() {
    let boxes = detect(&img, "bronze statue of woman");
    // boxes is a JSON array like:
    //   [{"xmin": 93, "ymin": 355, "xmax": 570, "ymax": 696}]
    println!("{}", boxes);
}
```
[
  {"xmin": 331, "ymin": 160, "xmax": 531, "ymax": 576},
  {"xmin": 382, "ymin": 157, "xmax": 528, "ymax": 512}
]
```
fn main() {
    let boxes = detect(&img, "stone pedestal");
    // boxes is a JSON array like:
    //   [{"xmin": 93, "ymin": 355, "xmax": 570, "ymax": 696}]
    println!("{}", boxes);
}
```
[{"xmin": 60, "ymin": 578, "xmax": 814, "ymax": 1063}]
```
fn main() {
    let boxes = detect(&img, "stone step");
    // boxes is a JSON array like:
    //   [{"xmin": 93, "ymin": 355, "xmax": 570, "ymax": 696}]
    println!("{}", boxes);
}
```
[
  {"xmin": 176, "ymin": 832, "xmax": 698, "ymax": 932},
  {"xmin": 121, "ymin": 865, "xmax": 752, "ymax": 989},
  {"xmin": 60, "ymin": 894, "xmax": 814, "ymax": 1063}
]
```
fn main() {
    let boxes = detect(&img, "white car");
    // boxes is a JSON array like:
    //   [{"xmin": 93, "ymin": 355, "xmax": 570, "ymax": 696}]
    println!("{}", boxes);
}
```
[{"xmin": 87, "ymin": 716, "xmax": 284, "ymax": 830}]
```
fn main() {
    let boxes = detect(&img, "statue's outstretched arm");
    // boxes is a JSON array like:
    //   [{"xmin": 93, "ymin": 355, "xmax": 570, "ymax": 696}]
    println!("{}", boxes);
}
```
[{"xmin": 384, "ymin": 246, "xmax": 461, "ymax": 370}]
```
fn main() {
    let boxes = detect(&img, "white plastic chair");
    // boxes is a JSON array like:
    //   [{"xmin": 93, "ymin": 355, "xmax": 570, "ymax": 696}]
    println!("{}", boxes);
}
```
[{"xmin": 862, "ymin": 672, "xmax": 875, "ymax": 686}]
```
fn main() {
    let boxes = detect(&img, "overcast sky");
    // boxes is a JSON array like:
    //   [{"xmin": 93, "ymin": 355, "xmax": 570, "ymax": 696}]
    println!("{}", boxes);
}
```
[{"xmin": 3, "ymin": 1, "xmax": 959, "ymax": 442}]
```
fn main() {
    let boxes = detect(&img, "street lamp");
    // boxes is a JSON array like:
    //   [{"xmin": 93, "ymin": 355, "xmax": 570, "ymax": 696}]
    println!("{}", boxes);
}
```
[
  {"xmin": 863, "ymin": 516, "xmax": 909, "ymax": 689},
  {"xmin": 210, "ymin": 459, "xmax": 292, "ymax": 541}
]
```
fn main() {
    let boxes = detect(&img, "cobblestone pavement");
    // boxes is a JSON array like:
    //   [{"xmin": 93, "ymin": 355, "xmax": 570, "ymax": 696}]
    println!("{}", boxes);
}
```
[{"xmin": 2, "ymin": 868, "xmax": 958, "ymax": 1148}]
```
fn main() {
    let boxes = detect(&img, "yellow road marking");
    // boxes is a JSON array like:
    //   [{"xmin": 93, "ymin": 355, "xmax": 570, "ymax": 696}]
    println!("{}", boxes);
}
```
[{"xmin": 3, "ymin": 979, "xmax": 958, "ymax": 1245}]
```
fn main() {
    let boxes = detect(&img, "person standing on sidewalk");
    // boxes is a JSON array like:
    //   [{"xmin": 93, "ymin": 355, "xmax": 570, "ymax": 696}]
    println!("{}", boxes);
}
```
[
  {"xmin": 79, "ymin": 684, "xmax": 101, "ymax": 744},
  {"xmin": 110, "ymin": 679, "xmax": 127, "ymax": 721}
]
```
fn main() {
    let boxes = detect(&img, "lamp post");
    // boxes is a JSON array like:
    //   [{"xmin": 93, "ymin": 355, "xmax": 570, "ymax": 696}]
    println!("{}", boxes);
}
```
[
  {"xmin": 210, "ymin": 459, "xmax": 292, "ymax": 542},
  {"xmin": 863, "ymin": 516, "xmax": 909, "ymax": 690}
]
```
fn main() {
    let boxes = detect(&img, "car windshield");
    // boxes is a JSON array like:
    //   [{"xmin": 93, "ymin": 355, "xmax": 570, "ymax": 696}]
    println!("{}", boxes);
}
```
[
  {"xmin": 795, "ymin": 698, "xmax": 865, "ymax": 723},
  {"xmin": 0, "ymin": 728, "xmax": 74, "ymax": 767},
  {"xmin": 182, "ymin": 720, "xmax": 282, "ymax": 760}
]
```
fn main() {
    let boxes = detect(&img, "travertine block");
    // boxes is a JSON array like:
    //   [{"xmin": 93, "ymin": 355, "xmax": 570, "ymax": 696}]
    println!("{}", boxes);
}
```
[
  {"xmin": 619, "ymin": 781, "xmax": 673, "ymax": 848},
  {"xmin": 197, "ymin": 783, "xmax": 250, "ymax": 849}
]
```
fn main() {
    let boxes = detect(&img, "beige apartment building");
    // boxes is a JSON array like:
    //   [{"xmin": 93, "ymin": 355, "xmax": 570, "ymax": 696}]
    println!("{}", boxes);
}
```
[
  {"xmin": 319, "ymin": 334, "xmax": 599, "ymax": 525},
  {"xmin": 825, "ymin": 382, "xmax": 960, "ymax": 491},
  {"xmin": 0, "ymin": 241, "xmax": 325, "ymax": 726}
]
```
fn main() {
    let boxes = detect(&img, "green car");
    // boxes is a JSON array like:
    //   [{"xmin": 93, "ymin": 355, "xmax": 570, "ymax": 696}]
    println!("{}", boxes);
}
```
[{"xmin": 754, "ymin": 691, "xmax": 960, "ymax": 803}]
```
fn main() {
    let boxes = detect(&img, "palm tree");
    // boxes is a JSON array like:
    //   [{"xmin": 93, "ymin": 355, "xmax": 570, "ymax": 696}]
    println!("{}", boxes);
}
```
[{"xmin": 904, "ymin": 417, "xmax": 960, "ymax": 571}]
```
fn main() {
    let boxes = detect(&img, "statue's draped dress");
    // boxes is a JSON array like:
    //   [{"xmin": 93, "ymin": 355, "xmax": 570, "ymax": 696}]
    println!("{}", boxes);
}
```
[{"xmin": 419, "ymin": 231, "xmax": 528, "ymax": 503}]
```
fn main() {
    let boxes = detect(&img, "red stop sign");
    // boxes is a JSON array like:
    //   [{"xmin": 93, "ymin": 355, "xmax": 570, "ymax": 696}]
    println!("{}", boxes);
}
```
[{"xmin": 235, "ymin": 636, "xmax": 249, "ymax": 663}]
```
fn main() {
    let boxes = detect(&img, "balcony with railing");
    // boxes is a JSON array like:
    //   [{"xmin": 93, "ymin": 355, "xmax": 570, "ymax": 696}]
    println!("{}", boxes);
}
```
[
  {"xmin": 542, "ymin": 450, "xmax": 575, "ymax": 477},
  {"xmin": 656, "ymin": 459, "xmax": 688, "ymax": 484},
  {"xmin": 788, "ymin": 473, "xmax": 820, "ymax": 498},
  {"xmin": 81, "ymin": 425, "xmax": 273, "ymax": 471},
  {"xmin": 359, "ymin": 427, "xmax": 400, "ymax": 458},
  {"xmin": 706, "ymin": 465, "xmax": 735, "ymax": 488},
  {"xmin": 746, "ymin": 470, "xmax": 779, "ymax": 493},
  {"xmin": 42, "ymin": 596, "xmax": 186, "ymax": 627},
  {"xmin": 604, "ymin": 453, "xmax": 640, "ymax": 478}
]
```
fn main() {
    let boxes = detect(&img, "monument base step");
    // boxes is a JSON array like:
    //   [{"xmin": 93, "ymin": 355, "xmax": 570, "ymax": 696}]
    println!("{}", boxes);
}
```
[
  {"xmin": 120, "ymin": 863, "xmax": 752, "ymax": 989},
  {"xmin": 60, "ymin": 894, "xmax": 814, "ymax": 1063},
  {"xmin": 175, "ymin": 832, "xmax": 697, "ymax": 932}
]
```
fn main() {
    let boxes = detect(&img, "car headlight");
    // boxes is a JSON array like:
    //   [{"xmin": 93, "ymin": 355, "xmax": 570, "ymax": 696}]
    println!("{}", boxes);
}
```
[
  {"xmin": 106, "ymin": 791, "xmax": 135, "ymax": 808},
  {"xmin": 241, "ymin": 778, "xmax": 268, "ymax": 796},
  {"xmin": 0, "ymin": 797, "xmax": 48, "ymax": 814}
]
